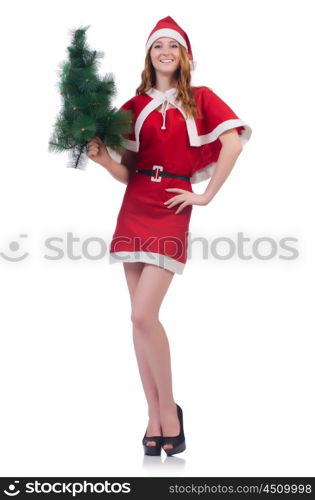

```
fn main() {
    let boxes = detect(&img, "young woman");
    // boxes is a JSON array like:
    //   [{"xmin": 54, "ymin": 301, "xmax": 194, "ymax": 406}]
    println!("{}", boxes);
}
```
[{"xmin": 87, "ymin": 16, "xmax": 252, "ymax": 456}]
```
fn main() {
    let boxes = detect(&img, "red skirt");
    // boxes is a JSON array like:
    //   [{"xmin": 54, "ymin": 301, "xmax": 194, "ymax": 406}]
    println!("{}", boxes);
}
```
[{"xmin": 109, "ymin": 168, "xmax": 193, "ymax": 274}]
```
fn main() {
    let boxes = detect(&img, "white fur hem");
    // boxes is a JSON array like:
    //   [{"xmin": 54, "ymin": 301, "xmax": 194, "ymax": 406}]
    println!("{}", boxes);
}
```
[{"xmin": 109, "ymin": 251, "xmax": 185, "ymax": 274}]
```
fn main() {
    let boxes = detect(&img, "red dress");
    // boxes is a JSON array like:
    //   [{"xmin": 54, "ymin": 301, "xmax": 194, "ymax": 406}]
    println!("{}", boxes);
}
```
[{"xmin": 109, "ymin": 86, "xmax": 252, "ymax": 274}]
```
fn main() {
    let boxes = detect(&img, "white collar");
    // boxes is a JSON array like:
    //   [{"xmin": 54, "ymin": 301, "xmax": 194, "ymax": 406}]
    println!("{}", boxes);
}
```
[
  {"xmin": 145, "ymin": 87, "xmax": 178, "ymax": 102},
  {"xmin": 145, "ymin": 87, "xmax": 179, "ymax": 129}
]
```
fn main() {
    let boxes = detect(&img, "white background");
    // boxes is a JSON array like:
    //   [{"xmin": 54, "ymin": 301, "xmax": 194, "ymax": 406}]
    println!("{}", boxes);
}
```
[{"xmin": 0, "ymin": 0, "xmax": 314, "ymax": 477}]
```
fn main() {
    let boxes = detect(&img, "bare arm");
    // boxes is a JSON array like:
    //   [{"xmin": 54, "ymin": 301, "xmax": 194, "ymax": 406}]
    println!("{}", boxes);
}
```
[
  {"xmin": 87, "ymin": 137, "xmax": 137, "ymax": 185},
  {"xmin": 107, "ymin": 148, "xmax": 138, "ymax": 185},
  {"xmin": 99, "ymin": 153, "xmax": 131, "ymax": 185},
  {"xmin": 163, "ymin": 129, "xmax": 245, "ymax": 214},
  {"xmin": 203, "ymin": 129, "xmax": 243, "ymax": 204}
]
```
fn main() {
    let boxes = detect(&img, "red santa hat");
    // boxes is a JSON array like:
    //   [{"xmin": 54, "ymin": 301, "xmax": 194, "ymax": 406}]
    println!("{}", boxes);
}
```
[{"xmin": 145, "ymin": 16, "xmax": 193, "ymax": 61}]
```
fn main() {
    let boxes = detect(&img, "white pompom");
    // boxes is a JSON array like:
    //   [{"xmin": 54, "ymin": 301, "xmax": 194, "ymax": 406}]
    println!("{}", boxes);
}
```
[{"xmin": 189, "ymin": 59, "xmax": 197, "ymax": 71}]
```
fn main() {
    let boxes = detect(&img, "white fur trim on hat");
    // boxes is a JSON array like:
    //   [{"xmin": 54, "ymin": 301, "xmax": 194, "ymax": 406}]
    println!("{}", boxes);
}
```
[{"xmin": 145, "ymin": 28, "xmax": 188, "ymax": 52}]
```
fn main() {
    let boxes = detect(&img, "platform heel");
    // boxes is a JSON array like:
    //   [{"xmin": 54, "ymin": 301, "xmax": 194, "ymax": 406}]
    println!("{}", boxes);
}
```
[
  {"xmin": 142, "ymin": 430, "xmax": 163, "ymax": 456},
  {"xmin": 162, "ymin": 403, "xmax": 186, "ymax": 456}
]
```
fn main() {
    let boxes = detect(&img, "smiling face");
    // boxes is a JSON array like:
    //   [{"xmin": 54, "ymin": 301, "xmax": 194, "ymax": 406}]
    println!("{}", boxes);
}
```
[{"xmin": 150, "ymin": 37, "xmax": 181, "ymax": 74}]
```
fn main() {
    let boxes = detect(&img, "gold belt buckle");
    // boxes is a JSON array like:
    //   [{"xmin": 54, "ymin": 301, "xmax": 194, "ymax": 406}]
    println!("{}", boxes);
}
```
[{"xmin": 151, "ymin": 165, "xmax": 163, "ymax": 182}]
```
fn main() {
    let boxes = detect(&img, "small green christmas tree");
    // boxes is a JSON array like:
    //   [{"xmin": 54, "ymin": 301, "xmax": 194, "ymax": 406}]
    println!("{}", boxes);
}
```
[{"xmin": 48, "ymin": 25, "xmax": 132, "ymax": 169}]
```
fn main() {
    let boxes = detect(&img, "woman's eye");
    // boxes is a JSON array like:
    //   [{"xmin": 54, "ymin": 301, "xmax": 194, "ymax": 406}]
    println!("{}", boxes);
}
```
[{"xmin": 154, "ymin": 44, "xmax": 178, "ymax": 48}]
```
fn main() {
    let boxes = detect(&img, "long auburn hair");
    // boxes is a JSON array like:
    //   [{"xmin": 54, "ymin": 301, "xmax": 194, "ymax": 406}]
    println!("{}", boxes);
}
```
[{"xmin": 135, "ymin": 44, "xmax": 202, "ymax": 120}]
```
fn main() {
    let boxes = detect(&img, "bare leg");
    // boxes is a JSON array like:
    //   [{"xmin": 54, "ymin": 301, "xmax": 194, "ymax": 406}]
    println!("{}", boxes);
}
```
[
  {"xmin": 123, "ymin": 262, "xmax": 161, "ymax": 447},
  {"xmin": 130, "ymin": 263, "xmax": 180, "ymax": 451}
]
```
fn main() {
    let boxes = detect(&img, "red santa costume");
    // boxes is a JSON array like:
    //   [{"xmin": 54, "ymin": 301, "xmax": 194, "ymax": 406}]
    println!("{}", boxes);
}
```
[{"xmin": 109, "ymin": 16, "xmax": 252, "ymax": 275}]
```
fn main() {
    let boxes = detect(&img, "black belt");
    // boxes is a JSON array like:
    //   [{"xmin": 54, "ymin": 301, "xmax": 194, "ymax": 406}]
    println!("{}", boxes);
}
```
[{"xmin": 135, "ymin": 168, "xmax": 190, "ymax": 182}]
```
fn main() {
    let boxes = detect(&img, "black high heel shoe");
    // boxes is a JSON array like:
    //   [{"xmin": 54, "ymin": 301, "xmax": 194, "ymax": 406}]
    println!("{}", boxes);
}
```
[
  {"xmin": 142, "ymin": 429, "xmax": 163, "ymax": 456},
  {"xmin": 162, "ymin": 403, "xmax": 186, "ymax": 456}
]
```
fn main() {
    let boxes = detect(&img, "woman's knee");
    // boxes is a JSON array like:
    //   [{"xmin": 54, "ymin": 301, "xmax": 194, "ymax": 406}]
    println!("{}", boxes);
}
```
[{"xmin": 130, "ymin": 308, "xmax": 158, "ymax": 331}]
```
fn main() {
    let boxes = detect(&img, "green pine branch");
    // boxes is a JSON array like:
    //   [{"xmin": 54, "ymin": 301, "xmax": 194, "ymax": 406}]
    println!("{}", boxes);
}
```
[{"xmin": 48, "ymin": 25, "xmax": 132, "ymax": 169}]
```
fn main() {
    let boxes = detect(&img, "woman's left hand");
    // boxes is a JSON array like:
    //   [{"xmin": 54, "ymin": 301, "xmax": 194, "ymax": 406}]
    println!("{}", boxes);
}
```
[{"xmin": 164, "ymin": 188, "xmax": 208, "ymax": 214}]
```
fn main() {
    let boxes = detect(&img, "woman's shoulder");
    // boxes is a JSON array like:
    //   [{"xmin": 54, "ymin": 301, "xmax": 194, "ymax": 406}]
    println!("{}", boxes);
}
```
[
  {"xmin": 119, "ymin": 92, "xmax": 151, "ymax": 113},
  {"xmin": 191, "ymin": 86, "xmax": 220, "ymax": 109},
  {"xmin": 191, "ymin": 85, "xmax": 214, "ymax": 96},
  {"xmin": 122, "ymin": 92, "xmax": 151, "ymax": 106}
]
